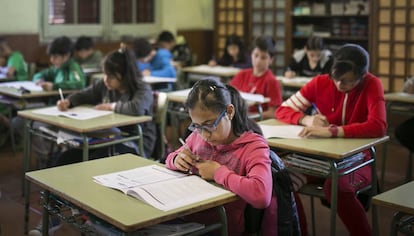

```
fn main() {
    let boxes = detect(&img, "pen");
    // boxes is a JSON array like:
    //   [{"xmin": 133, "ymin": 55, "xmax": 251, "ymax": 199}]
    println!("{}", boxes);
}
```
[
  {"xmin": 311, "ymin": 102, "xmax": 321, "ymax": 115},
  {"xmin": 59, "ymin": 88, "xmax": 64, "ymax": 101}
]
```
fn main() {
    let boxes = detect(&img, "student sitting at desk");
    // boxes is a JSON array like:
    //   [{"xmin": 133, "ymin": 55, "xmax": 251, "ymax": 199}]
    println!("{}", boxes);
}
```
[
  {"xmin": 73, "ymin": 36, "xmax": 103, "ymax": 70},
  {"xmin": 0, "ymin": 37, "xmax": 29, "ymax": 81},
  {"xmin": 284, "ymin": 36, "xmax": 332, "ymax": 79},
  {"xmin": 33, "ymin": 36, "xmax": 86, "ymax": 91},
  {"xmin": 208, "ymin": 34, "xmax": 251, "ymax": 69},
  {"xmin": 229, "ymin": 35, "xmax": 282, "ymax": 119},
  {"xmin": 165, "ymin": 78, "xmax": 277, "ymax": 236},
  {"xmin": 276, "ymin": 44, "xmax": 387, "ymax": 236},
  {"xmin": 56, "ymin": 48, "xmax": 156, "ymax": 164},
  {"xmin": 133, "ymin": 34, "xmax": 177, "ymax": 78}
]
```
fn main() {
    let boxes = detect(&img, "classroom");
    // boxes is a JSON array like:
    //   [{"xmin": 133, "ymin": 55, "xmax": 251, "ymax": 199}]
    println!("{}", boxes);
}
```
[{"xmin": 0, "ymin": 0, "xmax": 413, "ymax": 235}]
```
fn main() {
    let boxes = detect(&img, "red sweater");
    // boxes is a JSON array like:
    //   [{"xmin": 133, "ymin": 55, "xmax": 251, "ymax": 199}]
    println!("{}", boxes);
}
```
[
  {"xmin": 230, "ymin": 69, "xmax": 282, "ymax": 112},
  {"xmin": 276, "ymin": 73, "xmax": 387, "ymax": 138}
]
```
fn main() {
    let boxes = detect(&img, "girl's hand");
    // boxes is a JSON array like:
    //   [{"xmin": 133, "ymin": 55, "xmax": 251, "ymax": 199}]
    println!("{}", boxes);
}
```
[
  {"xmin": 284, "ymin": 70, "xmax": 296, "ymax": 78},
  {"xmin": 39, "ymin": 81, "xmax": 53, "ymax": 91},
  {"xmin": 301, "ymin": 114, "xmax": 329, "ymax": 127},
  {"xmin": 208, "ymin": 60, "xmax": 217, "ymax": 67},
  {"xmin": 299, "ymin": 126, "xmax": 332, "ymax": 138},
  {"xmin": 173, "ymin": 148, "xmax": 199, "ymax": 173},
  {"xmin": 142, "ymin": 69, "xmax": 151, "ymax": 76},
  {"xmin": 195, "ymin": 160, "xmax": 221, "ymax": 180},
  {"xmin": 95, "ymin": 103, "xmax": 113, "ymax": 111},
  {"xmin": 56, "ymin": 99, "xmax": 70, "ymax": 111}
]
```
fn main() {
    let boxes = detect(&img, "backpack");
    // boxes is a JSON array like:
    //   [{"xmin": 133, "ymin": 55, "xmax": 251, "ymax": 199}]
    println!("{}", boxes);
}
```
[{"xmin": 245, "ymin": 150, "xmax": 301, "ymax": 236}]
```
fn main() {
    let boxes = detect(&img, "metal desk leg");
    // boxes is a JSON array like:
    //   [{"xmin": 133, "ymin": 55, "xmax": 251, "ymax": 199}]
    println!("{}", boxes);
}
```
[
  {"xmin": 41, "ymin": 191, "xmax": 50, "ymax": 236},
  {"xmin": 371, "ymin": 147, "xmax": 380, "ymax": 236},
  {"xmin": 330, "ymin": 163, "xmax": 339, "ymax": 236},
  {"xmin": 217, "ymin": 205, "xmax": 228, "ymax": 236},
  {"xmin": 22, "ymin": 119, "xmax": 32, "ymax": 196},
  {"xmin": 380, "ymin": 102, "xmax": 392, "ymax": 188},
  {"xmin": 24, "ymin": 176, "xmax": 31, "ymax": 234},
  {"xmin": 82, "ymin": 135, "xmax": 89, "ymax": 162}
]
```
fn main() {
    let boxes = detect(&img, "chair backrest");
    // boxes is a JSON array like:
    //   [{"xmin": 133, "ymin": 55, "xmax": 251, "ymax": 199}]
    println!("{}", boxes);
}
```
[
  {"xmin": 244, "ymin": 150, "xmax": 301, "ymax": 236},
  {"xmin": 151, "ymin": 91, "xmax": 168, "ymax": 161}
]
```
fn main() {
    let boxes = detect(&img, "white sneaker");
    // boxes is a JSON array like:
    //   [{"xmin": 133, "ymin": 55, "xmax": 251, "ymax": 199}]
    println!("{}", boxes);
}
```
[{"xmin": 28, "ymin": 217, "xmax": 61, "ymax": 236}]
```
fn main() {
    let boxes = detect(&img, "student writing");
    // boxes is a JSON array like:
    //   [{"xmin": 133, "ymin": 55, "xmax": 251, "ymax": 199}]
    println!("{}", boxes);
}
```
[
  {"xmin": 276, "ymin": 44, "xmax": 387, "ymax": 236},
  {"xmin": 284, "ymin": 36, "xmax": 333, "ymax": 79},
  {"xmin": 33, "ymin": 36, "xmax": 86, "ymax": 91},
  {"xmin": 165, "ymin": 78, "xmax": 277, "ymax": 236}
]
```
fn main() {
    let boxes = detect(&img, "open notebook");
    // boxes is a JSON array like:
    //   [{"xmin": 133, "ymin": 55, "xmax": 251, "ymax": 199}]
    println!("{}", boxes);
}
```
[
  {"xmin": 259, "ymin": 124, "xmax": 304, "ymax": 139},
  {"xmin": 32, "ymin": 106, "xmax": 113, "ymax": 120},
  {"xmin": 93, "ymin": 165, "xmax": 230, "ymax": 211}
]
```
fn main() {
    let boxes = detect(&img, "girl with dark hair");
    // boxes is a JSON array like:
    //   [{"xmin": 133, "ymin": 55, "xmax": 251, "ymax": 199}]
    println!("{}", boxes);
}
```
[
  {"xmin": 165, "ymin": 78, "xmax": 277, "ymax": 235},
  {"xmin": 208, "ymin": 34, "xmax": 252, "ymax": 69},
  {"xmin": 276, "ymin": 44, "xmax": 386, "ymax": 236},
  {"xmin": 55, "ymin": 48, "xmax": 156, "ymax": 163},
  {"xmin": 285, "ymin": 36, "xmax": 333, "ymax": 78}
]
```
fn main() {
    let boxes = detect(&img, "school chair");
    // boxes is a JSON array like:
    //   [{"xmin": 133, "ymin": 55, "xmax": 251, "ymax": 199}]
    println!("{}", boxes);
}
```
[
  {"xmin": 297, "ymin": 146, "xmax": 378, "ymax": 236},
  {"xmin": 244, "ymin": 150, "xmax": 300, "ymax": 236},
  {"xmin": 152, "ymin": 91, "xmax": 168, "ymax": 161},
  {"xmin": 390, "ymin": 212, "xmax": 414, "ymax": 236}
]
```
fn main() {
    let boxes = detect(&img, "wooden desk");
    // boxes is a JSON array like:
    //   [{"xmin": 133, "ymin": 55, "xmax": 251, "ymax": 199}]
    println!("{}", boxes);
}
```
[
  {"xmin": 258, "ymin": 119, "xmax": 389, "ymax": 236},
  {"xmin": 373, "ymin": 181, "xmax": 414, "ymax": 235},
  {"xmin": 381, "ymin": 92, "xmax": 414, "ymax": 188},
  {"xmin": 277, "ymin": 76, "xmax": 312, "ymax": 89},
  {"xmin": 181, "ymin": 65, "xmax": 240, "ymax": 84},
  {"xmin": 25, "ymin": 154, "xmax": 237, "ymax": 235}
]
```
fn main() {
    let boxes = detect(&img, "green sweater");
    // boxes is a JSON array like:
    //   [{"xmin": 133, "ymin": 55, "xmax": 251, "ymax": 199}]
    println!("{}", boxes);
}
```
[
  {"xmin": 7, "ymin": 51, "xmax": 28, "ymax": 81},
  {"xmin": 33, "ymin": 58, "xmax": 86, "ymax": 90}
]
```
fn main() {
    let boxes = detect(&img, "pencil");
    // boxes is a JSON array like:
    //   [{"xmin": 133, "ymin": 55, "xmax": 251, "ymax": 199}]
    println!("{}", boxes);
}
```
[{"xmin": 58, "ymin": 88, "xmax": 64, "ymax": 101}]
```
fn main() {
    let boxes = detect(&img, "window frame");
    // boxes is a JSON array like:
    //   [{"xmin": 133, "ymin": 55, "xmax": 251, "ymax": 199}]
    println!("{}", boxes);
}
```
[{"xmin": 41, "ymin": 0, "xmax": 162, "ymax": 42}]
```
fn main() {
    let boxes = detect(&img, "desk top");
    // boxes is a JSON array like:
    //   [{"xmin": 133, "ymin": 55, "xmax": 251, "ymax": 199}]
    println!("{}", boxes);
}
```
[
  {"xmin": 18, "ymin": 107, "xmax": 152, "ymax": 133},
  {"xmin": 277, "ymin": 76, "xmax": 312, "ymax": 89},
  {"xmin": 167, "ymin": 88, "xmax": 270, "ymax": 106},
  {"xmin": 384, "ymin": 92, "xmax": 414, "ymax": 104},
  {"xmin": 0, "ymin": 86, "xmax": 78, "ymax": 99},
  {"xmin": 25, "ymin": 154, "xmax": 237, "ymax": 232},
  {"xmin": 258, "ymin": 119, "xmax": 389, "ymax": 160},
  {"xmin": 372, "ymin": 181, "xmax": 414, "ymax": 215},
  {"xmin": 181, "ymin": 65, "xmax": 240, "ymax": 77}
]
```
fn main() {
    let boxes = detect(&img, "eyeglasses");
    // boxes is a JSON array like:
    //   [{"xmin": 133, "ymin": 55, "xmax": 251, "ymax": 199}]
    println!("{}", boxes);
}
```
[{"xmin": 188, "ymin": 110, "xmax": 227, "ymax": 133}]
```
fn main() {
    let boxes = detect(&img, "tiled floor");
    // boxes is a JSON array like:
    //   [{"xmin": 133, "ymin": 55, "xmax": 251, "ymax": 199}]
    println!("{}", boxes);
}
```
[{"xmin": 0, "ymin": 115, "xmax": 412, "ymax": 235}]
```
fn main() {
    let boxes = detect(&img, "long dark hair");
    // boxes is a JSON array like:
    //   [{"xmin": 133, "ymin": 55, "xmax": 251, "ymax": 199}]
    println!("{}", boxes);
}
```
[
  {"xmin": 220, "ymin": 34, "xmax": 247, "ymax": 65},
  {"xmin": 330, "ymin": 44, "xmax": 369, "ymax": 80},
  {"xmin": 185, "ymin": 78, "xmax": 262, "ymax": 136},
  {"xmin": 102, "ymin": 48, "xmax": 145, "ymax": 94}
]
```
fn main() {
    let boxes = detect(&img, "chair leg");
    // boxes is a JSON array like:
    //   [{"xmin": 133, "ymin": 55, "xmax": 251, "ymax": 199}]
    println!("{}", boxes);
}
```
[{"xmin": 310, "ymin": 196, "xmax": 316, "ymax": 236}]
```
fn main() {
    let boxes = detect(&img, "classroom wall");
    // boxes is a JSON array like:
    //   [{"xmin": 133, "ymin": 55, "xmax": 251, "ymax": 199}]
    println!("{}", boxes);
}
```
[
  {"xmin": 0, "ymin": 0, "xmax": 213, "ymax": 36},
  {"xmin": 0, "ymin": 0, "xmax": 40, "ymax": 33}
]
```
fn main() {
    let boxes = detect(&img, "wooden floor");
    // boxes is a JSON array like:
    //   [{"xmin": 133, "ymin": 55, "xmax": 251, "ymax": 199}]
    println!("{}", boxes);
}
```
[{"xmin": 0, "ymin": 115, "xmax": 412, "ymax": 235}]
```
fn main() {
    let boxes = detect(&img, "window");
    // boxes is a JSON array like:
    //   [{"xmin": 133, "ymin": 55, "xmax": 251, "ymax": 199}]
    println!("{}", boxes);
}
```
[{"xmin": 43, "ymin": 0, "xmax": 160, "ymax": 41}]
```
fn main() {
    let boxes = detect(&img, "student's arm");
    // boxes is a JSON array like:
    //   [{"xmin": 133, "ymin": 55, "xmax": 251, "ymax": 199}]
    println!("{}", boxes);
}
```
[
  {"xmin": 113, "ymin": 83, "xmax": 153, "ymax": 116},
  {"xmin": 53, "ymin": 63, "xmax": 86, "ymax": 90},
  {"xmin": 32, "ymin": 68, "xmax": 54, "ymax": 83},
  {"xmin": 150, "ymin": 49, "xmax": 176, "ymax": 77},
  {"xmin": 213, "ymin": 139, "xmax": 272, "ymax": 209},
  {"xmin": 7, "ymin": 52, "xmax": 28, "ymax": 80}
]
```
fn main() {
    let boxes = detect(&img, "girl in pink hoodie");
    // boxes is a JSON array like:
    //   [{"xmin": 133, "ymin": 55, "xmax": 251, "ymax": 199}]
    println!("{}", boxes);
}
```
[{"xmin": 165, "ymin": 78, "xmax": 277, "ymax": 235}]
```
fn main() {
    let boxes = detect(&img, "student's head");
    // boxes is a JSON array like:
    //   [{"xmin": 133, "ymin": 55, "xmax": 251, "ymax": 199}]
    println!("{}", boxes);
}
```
[
  {"xmin": 250, "ymin": 36, "xmax": 276, "ymax": 74},
  {"xmin": 47, "ymin": 36, "xmax": 73, "ymax": 68},
  {"xmin": 74, "ymin": 36, "xmax": 95, "ymax": 60},
  {"xmin": 0, "ymin": 38, "xmax": 12, "ymax": 57},
  {"xmin": 304, "ymin": 36, "xmax": 325, "ymax": 65},
  {"xmin": 157, "ymin": 30, "xmax": 175, "ymax": 50},
  {"xmin": 185, "ymin": 78, "xmax": 261, "ymax": 146},
  {"xmin": 223, "ymin": 34, "xmax": 244, "ymax": 59},
  {"xmin": 101, "ymin": 48, "xmax": 144, "ymax": 93},
  {"xmin": 330, "ymin": 44, "xmax": 369, "ymax": 93},
  {"xmin": 133, "ymin": 38, "xmax": 155, "ymax": 63}
]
